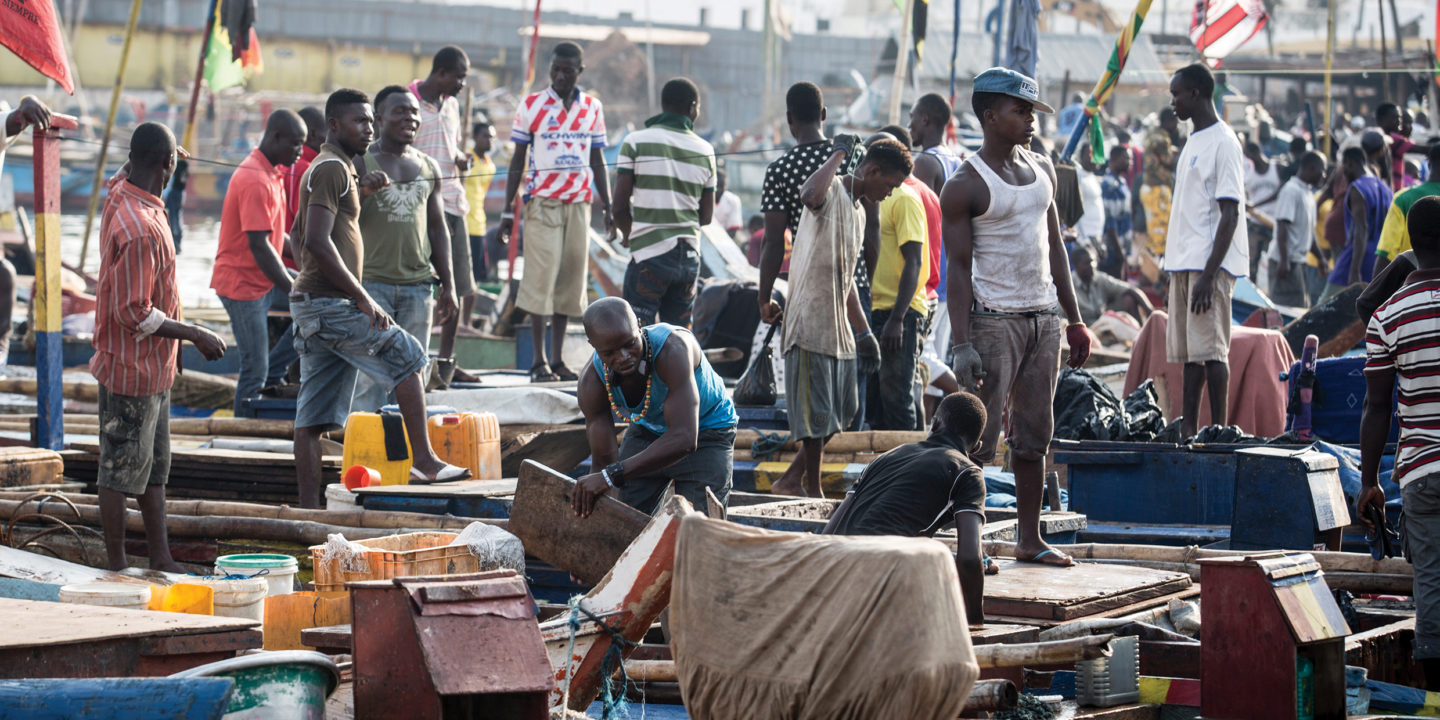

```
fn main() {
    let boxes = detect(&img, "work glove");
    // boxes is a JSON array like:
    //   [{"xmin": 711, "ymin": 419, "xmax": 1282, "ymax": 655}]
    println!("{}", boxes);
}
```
[
  {"xmin": 832, "ymin": 133, "xmax": 864, "ymax": 173},
  {"xmin": 1065, "ymin": 322, "xmax": 1092, "ymax": 368},
  {"xmin": 856, "ymin": 331, "xmax": 881, "ymax": 377},
  {"xmin": 950, "ymin": 342, "xmax": 986, "ymax": 392}
]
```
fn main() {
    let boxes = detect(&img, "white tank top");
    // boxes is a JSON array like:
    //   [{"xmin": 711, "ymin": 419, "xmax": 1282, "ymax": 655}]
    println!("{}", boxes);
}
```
[{"xmin": 966, "ymin": 150, "xmax": 1059, "ymax": 312}]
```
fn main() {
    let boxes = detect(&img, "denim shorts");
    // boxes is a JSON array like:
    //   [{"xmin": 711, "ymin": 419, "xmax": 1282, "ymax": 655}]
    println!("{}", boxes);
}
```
[{"xmin": 291, "ymin": 296, "xmax": 428, "ymax": 431}]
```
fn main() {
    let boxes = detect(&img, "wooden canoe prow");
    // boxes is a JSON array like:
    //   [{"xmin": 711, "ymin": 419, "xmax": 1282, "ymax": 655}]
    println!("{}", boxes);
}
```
[{"xmin": 539, "ymin": 494, "xmax": 693, "ymax": 712}]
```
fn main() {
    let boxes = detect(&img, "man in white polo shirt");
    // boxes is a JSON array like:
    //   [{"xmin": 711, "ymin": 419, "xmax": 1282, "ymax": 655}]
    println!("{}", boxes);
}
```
[
  {"xmin": 499, "ymin": 41, "xmax": 612, "ymax": 383},
  {"xmin": 1163, "ymin": 63, "xmax": 1248, "ymax": 439}
]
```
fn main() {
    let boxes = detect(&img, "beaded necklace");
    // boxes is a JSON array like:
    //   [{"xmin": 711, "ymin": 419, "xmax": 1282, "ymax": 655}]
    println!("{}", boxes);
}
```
[{"xmin": 603, "ymin": 332, "xmax": 653, "ymax": 423}]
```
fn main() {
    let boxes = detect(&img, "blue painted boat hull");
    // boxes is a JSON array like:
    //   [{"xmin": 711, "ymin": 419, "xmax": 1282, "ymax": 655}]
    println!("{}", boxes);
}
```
[{"xmin": 0, "ymin": 677, "xmax": 235, "ymax": 720}]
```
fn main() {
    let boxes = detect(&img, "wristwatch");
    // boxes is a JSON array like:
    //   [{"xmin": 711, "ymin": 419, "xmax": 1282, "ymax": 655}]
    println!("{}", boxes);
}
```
[{"xmin": 604, "ymin": 461, "xmax": 626, "ymax": 488}]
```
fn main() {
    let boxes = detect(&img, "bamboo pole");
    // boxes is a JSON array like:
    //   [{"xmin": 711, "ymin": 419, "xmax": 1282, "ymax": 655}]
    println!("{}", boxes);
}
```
[
  {"xmin": 181, "ymin": 0, "xmax": 221, "ymax": 152},
  {"xmin": 734, "ymin": 429, "xmax": 924, "ymax": 454},
  {"xmin": 77, "ymin": 0, "xmax": 144, "ymax": 274},
  {"xmin": 984, "ymin": 541, "xmax": 1413, "ymax": 576},
  {"xmin": 1324, "ymin": 0, "xmax": 1336, "ymax": 158},
  {"xmin": 973, "ymin": 634, "xmax": 1114, "ymax": 668},
  {"xmin": 888, "ymin": 0, "xmax": 916, "ymax": 125},
  {"xmin": 0, "ymin": 492, "xmax": 483, "ymax": 530}
]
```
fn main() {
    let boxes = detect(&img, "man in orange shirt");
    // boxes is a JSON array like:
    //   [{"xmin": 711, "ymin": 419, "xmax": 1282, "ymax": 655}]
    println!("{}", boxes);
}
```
[
  {"xmin": 211, "ymin": 110, "xmax": 306, "ymax": 414},
  {"xmin": 93, "ymin": 123, "xmax": 226, "ymax": 571}
]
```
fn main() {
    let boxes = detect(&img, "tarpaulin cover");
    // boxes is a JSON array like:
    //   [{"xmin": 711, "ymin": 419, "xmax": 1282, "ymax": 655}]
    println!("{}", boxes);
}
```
[
  {"xmin": 0, "ymin": 0, "xmax": 72, "ymax": 94},
  {"xmin": 669, "ymin": 515, "xmax": 979, "ymax": 720}
]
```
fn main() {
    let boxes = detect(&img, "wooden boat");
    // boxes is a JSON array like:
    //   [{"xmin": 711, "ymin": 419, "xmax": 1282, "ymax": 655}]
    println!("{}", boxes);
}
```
[
  {"xmin": 0, "ymin": 677, "xmax": 236, "ymax": 720},
  {"xmin": 538, "ymin": 493, "xmax": 688, "ymax": 713}
]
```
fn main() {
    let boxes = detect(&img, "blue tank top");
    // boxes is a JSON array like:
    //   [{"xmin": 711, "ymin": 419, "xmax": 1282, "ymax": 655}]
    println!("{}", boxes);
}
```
[
  {"xmin": 590, "ymin": 324, "xmax": 739, "ymax": 436},
  {"xmin": 1331, "ymin": 175, "xmax": 1394, "ymax": 284},
  {"xmin": 923, "ymin": 147, "xmax": 963, "ymax": 302}
]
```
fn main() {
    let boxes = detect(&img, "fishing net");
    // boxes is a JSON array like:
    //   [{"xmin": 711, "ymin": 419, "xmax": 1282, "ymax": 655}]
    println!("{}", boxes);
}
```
[
  {"xmin": 320, "ymin": 533, "xmax": 371, "ymax": 575},
  {"xmin": 450, "ymin": 521, "xmax": 526, "ymax": 574}
]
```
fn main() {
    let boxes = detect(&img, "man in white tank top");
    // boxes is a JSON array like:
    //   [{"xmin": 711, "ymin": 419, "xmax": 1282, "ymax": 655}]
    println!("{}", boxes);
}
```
[{"xmin": 941, "ymin": 68, "xmax": 1092, "ymax": 568}]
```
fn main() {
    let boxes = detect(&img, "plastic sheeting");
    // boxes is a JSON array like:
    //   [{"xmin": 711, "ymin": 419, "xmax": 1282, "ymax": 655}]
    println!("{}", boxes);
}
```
[
  {"xmin": 1052, "ymin": 368, "xmax": 1166, "ymax": 442},
  {"xmin": 424, "ymin": 387, "xmax": 582, "ymax": 425}
]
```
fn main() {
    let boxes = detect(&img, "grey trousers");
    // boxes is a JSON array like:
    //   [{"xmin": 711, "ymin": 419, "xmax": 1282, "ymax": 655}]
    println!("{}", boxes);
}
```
[
  {"xmin": 617, "ymin": 426, "xmax": 736, "ymax": 515},
  {"xmin": 1405, "ymin": 474, "xmax": 1440, "ymax": 659}
]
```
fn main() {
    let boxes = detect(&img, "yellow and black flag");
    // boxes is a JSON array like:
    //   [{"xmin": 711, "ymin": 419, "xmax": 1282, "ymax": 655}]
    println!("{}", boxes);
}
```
[{"xmin": 894, "ymin": 0, "xmax": 929, "ymax": 59}]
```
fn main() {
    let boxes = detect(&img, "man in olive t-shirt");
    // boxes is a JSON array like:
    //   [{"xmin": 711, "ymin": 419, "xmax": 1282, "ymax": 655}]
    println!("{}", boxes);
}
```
[{"xmin": 289, "ymin": 88, "xmax": 470, "ymax": 509}]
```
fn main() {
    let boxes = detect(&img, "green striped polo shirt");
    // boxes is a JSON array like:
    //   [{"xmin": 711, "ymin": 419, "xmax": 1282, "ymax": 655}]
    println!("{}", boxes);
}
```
[{"xmin": 617, "ymin": 113, "xmax": 717, "ymax": 261}]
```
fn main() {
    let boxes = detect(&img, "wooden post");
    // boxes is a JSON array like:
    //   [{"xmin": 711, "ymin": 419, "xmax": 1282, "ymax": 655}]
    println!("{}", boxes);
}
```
[
  {"xmin": 32, "ymin": 114, "xmax": 80, "ymax": 451},
  {"xmin": 77, "ymin": 0, "xmax": 143, "ymax": 275},
  {"xmin": 888, "ymin": 0, "xmax": 916, "ymax": 125},
  {"xmin": 1323, "ymin": 0, "xmax": 1336, "ymax": 159},
  {"xmin": 181, "ymin": 0, "xmax": 221, "ymax": 153}
]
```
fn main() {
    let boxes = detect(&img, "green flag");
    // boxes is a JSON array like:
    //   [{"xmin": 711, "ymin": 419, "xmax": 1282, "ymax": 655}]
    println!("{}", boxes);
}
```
[{"xmin": 203, "ymin": 2, "xmax": 245, "ymax": 92}]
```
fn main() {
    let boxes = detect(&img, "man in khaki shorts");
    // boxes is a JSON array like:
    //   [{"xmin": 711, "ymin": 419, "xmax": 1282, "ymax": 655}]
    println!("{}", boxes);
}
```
[
  {"xmin": 499, "ymin": 42, "xmax": 613, "ymax": 382},
  {"xmin": 1162, "ymin": 63, "xmax": 1248, "ymax": 438}
]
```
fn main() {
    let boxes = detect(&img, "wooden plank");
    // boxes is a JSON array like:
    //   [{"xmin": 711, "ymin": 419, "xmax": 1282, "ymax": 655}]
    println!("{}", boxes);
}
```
[
  {"xmin": 984, "ymin": 586, "xmax": 1204, "ymax": 627},
  {"xmin": 502, "ymin": 426, "xmax": 594, "ymax": 476},
  {"xmin": 508, "ymin": 460, "xmax": 649, "ymax": 585},
  {"xmin": 353, "ymin": 478, "xmax": 518, "ymax": 497},
  {"xmin": 138, "ymin": 629, "xmax": 264, "ymax": 657},
  {"xmin": 0, "ymin": 598, "xmax": 259, "ymax": 650},
  {"xmin": 0, "ymin": 677, "xmax": 235, "ymax": 719},
  {"xmin": 981, "ymin": 560, "xmax": 1192, "ymax": 621}
]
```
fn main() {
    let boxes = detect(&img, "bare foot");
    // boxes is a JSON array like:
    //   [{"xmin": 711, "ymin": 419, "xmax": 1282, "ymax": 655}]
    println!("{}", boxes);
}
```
[
  {"xmin": 769, "ymin": 476, "xmax": 807, "ymax": 497},
  {"xmin": 149, "ymin": 560, "xmax": 188, "ymax": 574}
]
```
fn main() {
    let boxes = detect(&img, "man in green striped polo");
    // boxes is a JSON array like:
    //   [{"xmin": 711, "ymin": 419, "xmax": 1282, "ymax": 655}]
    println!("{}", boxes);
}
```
[{"xmin": 613, "ymin": 77, "xmax": 716, "ymax": 327}]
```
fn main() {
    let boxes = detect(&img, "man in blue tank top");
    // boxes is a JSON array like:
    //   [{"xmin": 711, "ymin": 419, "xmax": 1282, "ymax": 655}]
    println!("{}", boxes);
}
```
[{"xmin": 572, "ymin": 297, "xmax": 739, "ymax": 516}]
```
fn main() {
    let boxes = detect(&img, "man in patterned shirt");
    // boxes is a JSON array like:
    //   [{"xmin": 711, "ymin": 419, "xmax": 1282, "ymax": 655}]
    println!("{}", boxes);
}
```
[
  {"xmin": 499, "ymin": 42, "xmax": 613, "ymax": 382},
  {"xmin": 94, "ymin": 123, "xmax": 227, "ymax": 571},
  {"xmin": 1099, "ymin": 144, "xmax": 1133, "ymax": 277},
  {"xmin": 410, "ymin": 45, "xmax": 471, "ymax": 387},
  {"xmin": 613, "ymin": 78, "xmax": 715, "ymax": 327}
]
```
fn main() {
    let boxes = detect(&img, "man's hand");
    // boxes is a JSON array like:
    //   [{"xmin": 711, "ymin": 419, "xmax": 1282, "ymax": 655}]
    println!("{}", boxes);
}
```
[
  {"xmin": 455, "ymin": 153, "xmax": 472, "ymax": 172},
  {"xmin": 1065, "ymin": 322, "xmax": 1092, "ymax": 368},
  {"xmin": 356, "ymin": 294, "xmax": 393, "ymax": 331},
  {"xmin": 14, "ymin": 96, "xmax": 51, "ymax": 133},
  {"xmin": 1278, "ymin": 256, "xmax": 1291, "ymax": 280},
  {"xmin": 856, "ymin": 332, "xmax": 881, "ymax": 376},
  {"xmin": 880, "ymin": 315, "xmax": 904, "ymax": 355},
  {"xmin": 435, "ymin": 286, "xmax": 459, "ymax": 326},
  {"xmin": 1190, "ymin": 272, "xmax": 1215, "ymax": 314},
  {"xmin": 497, "ymin": 216, "xmax": 513, "ymax": 245},
  {"xmin": 571, "ymin": 472, "xmax": 611, "ymax": 518},
  {"xmin": 359, "ymin": 171, "xmax": 391, "ymax": 200},
  {"xmin": 1356, "ymin": 484, "xmax": 1387, "ymax": 533},
  {"xmin": 950, "ymin": 342, "xmax": 986, "ymax": 392},
  {"xmin": 602, "ymin": 204, "xmax": 616, "ymax": 241},
  {"xmin": 188, "ymin": 326, "xmax": 227, "ymax": 361},
  {"xmin": 759, "ymin": 296, "xmax": 783, "ymax": 324}
]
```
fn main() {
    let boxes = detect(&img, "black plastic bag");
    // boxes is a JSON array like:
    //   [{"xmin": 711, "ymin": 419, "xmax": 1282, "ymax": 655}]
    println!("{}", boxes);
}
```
[{"xmin": 733, "ymin": 323, "xmax": 779, "ymax": 407}]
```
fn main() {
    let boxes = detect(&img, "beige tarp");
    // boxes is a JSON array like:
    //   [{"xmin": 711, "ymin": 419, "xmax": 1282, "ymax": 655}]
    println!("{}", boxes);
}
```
[{"xmin": 670, "ymin": 515, "xmax": 979, "ymax": 720}]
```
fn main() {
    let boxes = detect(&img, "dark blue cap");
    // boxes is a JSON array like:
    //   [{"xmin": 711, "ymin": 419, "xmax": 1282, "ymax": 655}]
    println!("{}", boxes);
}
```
[{"xmin": 973, "ymin": 67, "xmax": 1055, "ymax": 114}]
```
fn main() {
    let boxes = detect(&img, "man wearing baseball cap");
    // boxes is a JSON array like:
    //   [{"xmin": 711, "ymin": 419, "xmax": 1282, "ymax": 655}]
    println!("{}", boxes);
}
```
[{"xmin": 941, "ymin": 67, "xmax": 1091, "ymax": 567}]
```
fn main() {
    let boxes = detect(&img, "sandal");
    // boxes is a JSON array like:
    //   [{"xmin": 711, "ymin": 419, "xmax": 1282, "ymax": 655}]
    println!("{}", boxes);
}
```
[
  {"xmin": 409, "ymin": 464, "xmax": 473, "ymax": 485},
  {"xmin": 530, "ymin": 363, "xmax": 559, "ymax": 383},
  {"xmin": 550, "ymin": 363, "xmax": 579, "ymax": 382}
]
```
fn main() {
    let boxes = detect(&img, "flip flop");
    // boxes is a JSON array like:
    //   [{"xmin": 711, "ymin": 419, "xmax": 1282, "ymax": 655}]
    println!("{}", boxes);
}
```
[
  {"xmin": 530, "ymin": 363, "xmax": 559, "ymax": 383},
  {"xmin": 409, "ymin": 464, "xmax": 473, "ymax": 486},
  {"xmin": 550, "ymin": 363, "xmax": 580, "ymax": 382},
  {"xmin": 1015, "ymin": 548, "xmax": 1076, "ymax": 567}
]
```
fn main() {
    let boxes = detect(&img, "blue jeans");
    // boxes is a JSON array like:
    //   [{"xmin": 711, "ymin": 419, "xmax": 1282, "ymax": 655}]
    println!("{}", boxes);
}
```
[
  {"xmin": 291, "ymin": 295, "xmax": 429, "ymax": 432},
  {"xmin": 866, "ymin": 306, "xmax": 924, "ymax": 430},
  {"xmin": 350, "ymin": 281, "xmax": 435, "ymax": 412},
  {"xmin": 219, "ymin": 286, "xmax": 297, "ymax": 415}
]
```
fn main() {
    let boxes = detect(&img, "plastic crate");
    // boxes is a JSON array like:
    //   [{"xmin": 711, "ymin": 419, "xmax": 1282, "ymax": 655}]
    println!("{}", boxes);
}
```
[{"xmin": 309, "ymin": 531, "xmax": 478, "ymax": 592}]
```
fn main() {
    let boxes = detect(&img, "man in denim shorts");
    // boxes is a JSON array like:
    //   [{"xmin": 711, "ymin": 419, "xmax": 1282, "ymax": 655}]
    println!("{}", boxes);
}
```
[{"xmin": 290, "ymin": 89, "xmax": 470, "ymax": 508}]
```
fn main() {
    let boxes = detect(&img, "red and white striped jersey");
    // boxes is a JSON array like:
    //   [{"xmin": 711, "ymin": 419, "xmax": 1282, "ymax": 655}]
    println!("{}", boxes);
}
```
[{"xmin": 510, "ymin": 87, "xmax": 608, "ymax": 204}]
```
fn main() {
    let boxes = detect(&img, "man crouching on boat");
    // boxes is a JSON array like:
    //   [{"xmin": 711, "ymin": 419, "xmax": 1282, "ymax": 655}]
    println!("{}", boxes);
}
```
[
  {"xmin": 572, "ymin": 297, "xmax": 739, "ymax": 517},
  {"xmin": 822, "ymin": 392, "xmax": 992, "ymax": 625}
]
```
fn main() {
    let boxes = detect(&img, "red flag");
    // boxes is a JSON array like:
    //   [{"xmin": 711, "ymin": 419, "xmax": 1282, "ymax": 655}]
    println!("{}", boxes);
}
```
[
  {"xmin": 0, "ymin": 0, "xmax": 73, "ymax": 94},
  {"xmin": 1190, "ymin": 0, "xmax": 1267, "ymax": 66}
]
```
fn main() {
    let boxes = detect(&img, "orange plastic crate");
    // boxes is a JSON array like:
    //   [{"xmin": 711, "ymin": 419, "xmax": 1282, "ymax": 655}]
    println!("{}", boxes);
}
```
[{"xmin": 309, "ymin": 531, "xmax": 479, "ymax": 592}]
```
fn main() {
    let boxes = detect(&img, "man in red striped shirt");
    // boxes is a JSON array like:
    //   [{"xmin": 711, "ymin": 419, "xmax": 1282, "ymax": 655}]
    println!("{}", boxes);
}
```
[
  {"xmin": 1358, "ymin": 195, "xmax": 1440, "ymax": 685},
  {"xmin": 92, "ymin": 123, "xmax": 227, "ymax": 572}
]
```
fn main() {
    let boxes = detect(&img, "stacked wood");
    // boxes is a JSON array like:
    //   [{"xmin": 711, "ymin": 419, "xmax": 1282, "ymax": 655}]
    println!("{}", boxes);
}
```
[
  {"xmin": 60, "ymin": 444, "xmax": 340, "ymax": 505},
  {"xmin": 0, "ymin": 415, "xmax": 298, "ymax": 440},
  {"xmin": 0, "ymin": 448, "xmax": 63, "ymax": 488},
  {"xmin": 734, "ymin": 429, "xmax": 925, "ymax": 453},
  {"xmin": 0, "ymin": 369, "xmax": 236, "ymax": 409}
]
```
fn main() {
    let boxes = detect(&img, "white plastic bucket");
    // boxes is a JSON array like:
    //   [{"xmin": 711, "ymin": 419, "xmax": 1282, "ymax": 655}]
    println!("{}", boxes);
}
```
[
  {"xmin": 58, "ymin": 582, "xmax": 151, "ymax": 611},
  {"xmin": 325, "ymin": 484, "xmax": 359, "ymax": 512},
  {"xmin": 215, "ymin": 554, "xmax": 299, "ymax": 596},
  {"xmin": 195, "ymin": 576, "xmax": 269, "ymax": 621}
]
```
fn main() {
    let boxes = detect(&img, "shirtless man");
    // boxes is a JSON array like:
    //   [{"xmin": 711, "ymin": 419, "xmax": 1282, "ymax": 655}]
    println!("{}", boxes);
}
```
[{"xmin": 942, "ymin": 68, "xmax": 1090, "ymax": 567}]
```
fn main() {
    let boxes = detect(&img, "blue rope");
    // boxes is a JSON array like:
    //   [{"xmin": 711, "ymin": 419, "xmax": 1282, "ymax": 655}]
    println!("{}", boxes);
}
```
[
  {"xmin": 569, "ymin": 597, "xmax": 639, "ymax": 719},
  {"xmin": 750, "ymin": 431, "xmax": 791, "ymax": 461}
]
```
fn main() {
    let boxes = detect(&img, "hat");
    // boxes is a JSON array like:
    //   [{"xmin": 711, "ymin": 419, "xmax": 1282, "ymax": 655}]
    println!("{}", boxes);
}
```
[
  {"xmin": 1361, "ymin": 129, "xmax": 1387, "ymax": 153},
  {"xmin": 973, "ymin": 67, "xmax": 1056, "ymax": 114}
]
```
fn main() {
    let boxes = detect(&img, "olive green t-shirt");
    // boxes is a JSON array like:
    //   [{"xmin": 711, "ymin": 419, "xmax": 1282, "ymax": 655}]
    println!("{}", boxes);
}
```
[
  {"xmin": 358, "ymin": 150, "xmax": 441, "ymax": 285},
  {"xmin": 292, "ymin": 143, "xmax": 363, "ymax": 297}
]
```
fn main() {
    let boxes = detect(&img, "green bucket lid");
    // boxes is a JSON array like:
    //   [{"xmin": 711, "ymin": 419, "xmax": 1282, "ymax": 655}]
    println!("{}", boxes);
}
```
[{"xmin": 216, "ymin": 553, "xmax": 299, "ymax": 570}]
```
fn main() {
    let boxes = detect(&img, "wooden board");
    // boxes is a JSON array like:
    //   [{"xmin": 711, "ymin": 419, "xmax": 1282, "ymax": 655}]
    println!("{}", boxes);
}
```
[
  {"xmin": 501, "ymin": 426, "xmax": 594, "ymax": 476},
  {"xmin": 0, "ymin": 598, "xmax": 259, "ymax": 650},
  {"xmin": 353, "ymin": 478, "xmax": 518, "ymax": 497},
  {"xmin": 981, "ymin": 560, "xmax": 1192, "ymax": 621},
  {"xmin": 508, "ymin": 460, "xmax": 649, "ymax": 585}
]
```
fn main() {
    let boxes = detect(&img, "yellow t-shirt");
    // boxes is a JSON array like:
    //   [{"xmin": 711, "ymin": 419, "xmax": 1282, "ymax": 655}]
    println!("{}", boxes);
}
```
[
  {"xmin": 464, "ymin": 151, "xmax": 496, "ymax": 235},
  {"xmin": 1376, "ymin": 202, "xmax": 1407, "ymax": 261},
  {"xmin": 871, "ymin": 182, "xmax": 931, "ymax": 315}
]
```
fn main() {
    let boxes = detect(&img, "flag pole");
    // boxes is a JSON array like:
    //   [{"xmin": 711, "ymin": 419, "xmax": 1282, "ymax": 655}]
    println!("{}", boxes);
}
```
[
  {"xmin": 77, "ymin": 0, "xmax": 143, "ymax": 275},
  {"xmin": 182, "ymin": 0, "xmax": 221, "ymax": 153},
  {"xmin": 1059, "ymin": 0, "xmax": 1154, "ymax": 163},
  {"xmin": 889, "ymin": 0, "xmax": 916, "ymax": 125},
  {"xmin": 1323, "ymin": 0, "xmax": 1335, "ymax": 159}
]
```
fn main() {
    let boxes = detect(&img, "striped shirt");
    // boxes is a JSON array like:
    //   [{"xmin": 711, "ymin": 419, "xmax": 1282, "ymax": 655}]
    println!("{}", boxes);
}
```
[
  {"xmin": 1366, "ymin": 269, "xmax": 1440, "ymax": 488},
  {"xmin": 409, "ymin": 81, "xmax": 468, "ymax": 216},
  {"xmin": 616, "ymin": 114, "xmax": 716, "ymax": 261},
  {"xmin": 510, "ymin": 87, "xmax": 607, "ymax": 204},
  {"xmin": 91, "ymin": 172, "xmax": 180, "ymax": 397}
]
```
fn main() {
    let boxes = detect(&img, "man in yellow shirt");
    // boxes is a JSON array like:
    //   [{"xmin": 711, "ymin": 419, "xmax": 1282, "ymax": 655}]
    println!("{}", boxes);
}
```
[
  {"xmin": 464, "ymin": 121, "xmax": 497, "ymax": 284},
  {"xmin": 868, "ymin": 136, "xmax": 932, "ymax": 431},
  {"xmin": 1374, "ymin": 143, "xmax": 1440, "ymax": 277}
]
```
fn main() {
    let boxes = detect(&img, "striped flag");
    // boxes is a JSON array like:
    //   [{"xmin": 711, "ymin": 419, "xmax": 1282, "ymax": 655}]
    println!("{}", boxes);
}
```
[
  {"xmin": 1189, "ymin": 0, "xmax": 1267, "ymax": 66},
  {"xmin": 1060, "ymin": 0, "xmax": 1153, "ymax": 165}
]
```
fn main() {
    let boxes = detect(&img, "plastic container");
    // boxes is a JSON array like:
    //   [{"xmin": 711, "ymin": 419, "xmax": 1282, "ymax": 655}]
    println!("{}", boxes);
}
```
[
  {"xmin": 342, "ymin": 465, "xmax": 380, "ymax": 490},
  {"xmin": 326, "ymin": 484, "xmax": 360, "ymax": 511},
  {"xmin": 58, "ymin": 582, "xmax": 151, "ymax": 611},
  {"xmin": 170, "ymin": 650, "xmax": 339, "ymax": 719},
  {"xmin": 427, "ymin": 412, "xmax": 502, "ymax": 480},
  {"xmin": 215, "ymin": 554, "xmax": 299, "ymax": 597},
  {"xmin": 193, "ymin": 576, "xmax": 269, "ymax": 621},
  {"xmin": 147, "ymin": 583, "xmax": 214, "ymax": 615},
  {"xmin": 342, "ymin": 412, "xmax": 413, "ymax": 486},
  {"xmin": 309, "ymin": 531, "xmax": 477, "ymax": 592}
]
